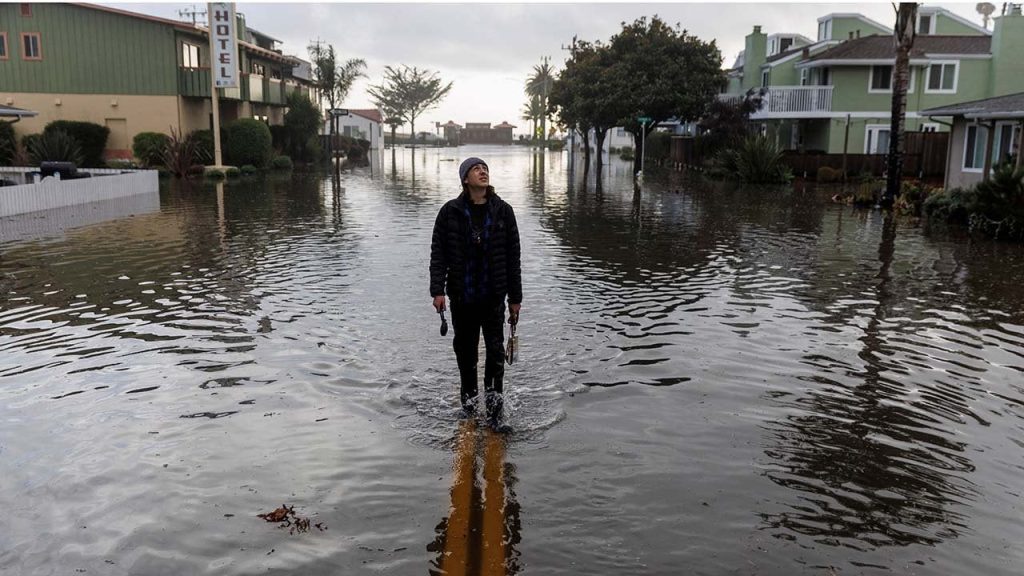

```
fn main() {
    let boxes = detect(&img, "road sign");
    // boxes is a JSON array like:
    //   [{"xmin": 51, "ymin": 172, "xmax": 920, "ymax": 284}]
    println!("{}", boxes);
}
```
[{"xmin": 637, "ymin": 116, "xmax": 652, "ymax": 123}]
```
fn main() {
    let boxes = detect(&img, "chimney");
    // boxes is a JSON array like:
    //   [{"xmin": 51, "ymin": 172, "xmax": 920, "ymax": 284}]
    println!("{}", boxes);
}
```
[
  {"xmin": 754, "ymin": 25, "xmax": 762, "ymax": 33},
  {"xmin": 990, "ymin": 8, "xmax": 1024, "ymax": 95},
  {"xmin": 742, "ymin": 25, "xmax": 768, "ymax": 92}
]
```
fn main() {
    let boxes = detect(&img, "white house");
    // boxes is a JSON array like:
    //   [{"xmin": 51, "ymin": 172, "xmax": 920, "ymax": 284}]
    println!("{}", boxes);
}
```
[{"xmin": 321, "ymin": 108, "xmax": 385, "ymax": 156}]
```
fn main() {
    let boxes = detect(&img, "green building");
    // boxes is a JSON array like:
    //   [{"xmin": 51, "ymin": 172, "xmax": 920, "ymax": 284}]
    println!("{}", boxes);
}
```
[
  {"xmin": 0, "ymin": 2, "xmax": 312, "ymax": 159},
  {"xmin": 721, "ymin": 6, "xmax": 1024, "ymax": 156}
]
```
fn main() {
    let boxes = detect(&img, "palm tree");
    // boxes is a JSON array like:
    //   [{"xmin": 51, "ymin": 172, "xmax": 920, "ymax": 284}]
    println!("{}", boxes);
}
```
[
  {"xmin": 521, "ymin": 95, "xmax": 545, "ymax": 141},
  {"xmin": 525, "ymin": 57, "xmax": 556, "ymax": 146}
]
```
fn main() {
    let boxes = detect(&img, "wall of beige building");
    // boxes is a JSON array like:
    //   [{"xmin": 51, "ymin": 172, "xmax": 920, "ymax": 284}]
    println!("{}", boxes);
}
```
[
  {"xmin": 944, "ymin": 121, "xmax": 983, "ymax": 190},
  {"xmin": 2, "ymin": 93, "xmax": 181, "ymax": 158}
]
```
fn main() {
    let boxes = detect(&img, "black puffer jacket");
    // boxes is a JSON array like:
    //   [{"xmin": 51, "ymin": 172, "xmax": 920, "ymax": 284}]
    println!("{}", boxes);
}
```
[{"xmin": 430, "ymin": 188, "xmax": 522, "ymax": 304}]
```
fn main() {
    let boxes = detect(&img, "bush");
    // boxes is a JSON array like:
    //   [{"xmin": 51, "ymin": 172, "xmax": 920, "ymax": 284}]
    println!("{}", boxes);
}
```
[
  {"xmin": 224, "ymin": 118, "xmax": 272, "ymax": 168},
  {"xmin": 105, "ymin": 158, "xmax": 136, "ymax": 170},
  {"xmin": 225, "ymin": 166, "xmax": 241, "ymax": 178},
  {"xmin": 0, "ymin": 122, "xmax": 16, "ymax": 166},
  {"xmin": 43, "ymin": 120, "xmax": 109, "ymax": 167},
  {"xmin": 162, "ymin": 127, "xmax": 205, "ymax": 178},
  {"xmin": 817, "ymin": 166, "xmax": 844, "ymax": 183},
  {"xmin": 205, "ymin": 168, "xmax": 226, "ymax": 179},
  {"xmin": 189, "ymin": 130, "xmax": 215, "ymax": 165},
  {"xmin": 27, "ymin": 130, "xmax": 84, "ymax": 166},
  {"xmin": 284, "ymin": 93, "xmax": 321, "ymax": 162},
  {"xmin": 269, "ymin": 124, "xmax": 290, "ymax": 154},
  {"xmin": 305, "ymin": 135, "xmax": 324, "ymax": 165},
  {"xmin": 714, "ymin": 133, "xmax": 792, "ymax": 184},
  {"xmin": 132, "ymin": 132, "xmax": 170, "ymax": 168},
  {"xmin": 271, "ymin": 155, "xmax": 293, "ymax": 170},
  {"xmin": 240, "ymin": 164, "xmax": 258, "ymax": 175}
]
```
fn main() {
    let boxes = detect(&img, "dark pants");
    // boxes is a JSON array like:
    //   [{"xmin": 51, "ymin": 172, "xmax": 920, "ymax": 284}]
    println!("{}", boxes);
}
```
[{"xmin": 450, "ymin": 298, "xmax": 506, "ymax": 418}]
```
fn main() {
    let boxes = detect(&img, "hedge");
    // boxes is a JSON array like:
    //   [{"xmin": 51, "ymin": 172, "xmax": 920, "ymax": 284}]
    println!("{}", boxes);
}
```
[
  {"xmin": 132, "ymin": 132, "xmax": 170, "ymax": 168},
  {"xmin": 43, "ymin": 120, "xmax": 109, "ymax": 167},
  {"xmin": 224, "ymin": 118, "xmax": 272, "ymax": 168}
]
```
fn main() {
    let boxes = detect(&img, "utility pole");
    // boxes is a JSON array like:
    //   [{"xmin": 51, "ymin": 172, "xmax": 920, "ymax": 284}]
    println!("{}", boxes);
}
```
[{"xmin": 560, "ymin": 35, "xmax": 578, "ymax": 168}]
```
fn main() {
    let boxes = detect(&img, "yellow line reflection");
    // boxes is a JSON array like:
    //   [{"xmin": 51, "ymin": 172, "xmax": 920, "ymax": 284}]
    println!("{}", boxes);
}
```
[
  {"xmin": 440, "ymin": 419, "xmax": 477, "ymax": 576},
  {"xmin": 480, "ymin": 430, "xmax": 507, "ymax": 575}
]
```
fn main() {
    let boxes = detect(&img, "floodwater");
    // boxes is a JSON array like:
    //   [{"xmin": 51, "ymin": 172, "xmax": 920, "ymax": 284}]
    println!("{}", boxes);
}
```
[{"xmin": 1, "ymin": 147, "xmax": 1023, "ymax": 575}]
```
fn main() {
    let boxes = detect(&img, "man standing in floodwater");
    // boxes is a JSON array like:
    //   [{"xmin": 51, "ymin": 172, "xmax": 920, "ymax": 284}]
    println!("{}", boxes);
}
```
[{"xmin": 430, "ymin": 157, "xmax": 522, "ymax": 431}]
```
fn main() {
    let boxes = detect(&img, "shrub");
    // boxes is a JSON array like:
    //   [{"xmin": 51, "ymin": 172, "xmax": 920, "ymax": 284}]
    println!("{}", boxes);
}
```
[
  {"xmin": 224, "ymin": 118, "xmax": 272, "ymax": 168},
  {"xmin": 271, "ymin": 155, "xmax": 293, "ymax": 170},
  {"xmin": 817, "ymin": 166, "xmax": 844, "ymax": 183},
  {"xmin": 105, "ymin": 158, "xmax": 136, "ymax": 170},
  {"xmin": 225, "ymin": 166, "xmax": 241, "ymax": 178},
  {"xmin": 305, "ymin": 135, "xmax": 324, "ymax": 165},
  {"xmin": 0, "ymin": 122, "xmax": 16, "ymax": 166},
  {"xmin": 43, "ymin": 120, "xmax": 109, "ymax": 167},
  {"xmin": 27, "ymin": 130, "xmax": 84, "ymax": 166},
  {"xmin": 240, "ymin": 164, "xmax": 258, "ymax": 175},
  {"xmin": 205, "ymin": 168, "xmax": 226, "ymax": 179},
  {"xmin": 162, "ymin": 127, "xmax": 204, "ymax": 178},
  {"xmin": 189, "ymin": 130, "xmax": 215, "ymax": 165},
  {"xmin": 284, "ymin": 93, "xmax": 321, "ymax": 162},
  {"xmin": 716, "ymin": 133, "xmax": 792, "ymax": 184},
  {"xmin": 132, "ymin": 132, "xmax": 170, "ymax": 168},
  {"xmin": 269, "ymin": 124, "xmax": 290, "ymax": 154}
]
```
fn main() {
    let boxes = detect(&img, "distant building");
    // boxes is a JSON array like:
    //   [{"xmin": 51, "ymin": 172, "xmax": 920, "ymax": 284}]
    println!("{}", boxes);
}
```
[
  {"xmin": 322, "ymin": 109, "xmax": 384, "ymax": 155},
  {"xmin": 440, "ymin": 120, "xmax": 462, "ymax": 144},
  {"xmin": 461, "ymin": 121, "xmax": 516, "ymax": 145}
]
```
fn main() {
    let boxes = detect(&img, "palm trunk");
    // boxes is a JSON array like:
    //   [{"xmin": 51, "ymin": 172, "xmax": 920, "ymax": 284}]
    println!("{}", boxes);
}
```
[{"xmin": 884, "ymin": 3, "xmax": 918, "ymax": 207}]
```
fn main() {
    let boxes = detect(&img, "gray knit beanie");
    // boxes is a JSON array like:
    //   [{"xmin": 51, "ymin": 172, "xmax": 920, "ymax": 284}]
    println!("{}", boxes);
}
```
[{"xmin": 459, "ymin": 157, "xmax": 488, "ymax": 184}]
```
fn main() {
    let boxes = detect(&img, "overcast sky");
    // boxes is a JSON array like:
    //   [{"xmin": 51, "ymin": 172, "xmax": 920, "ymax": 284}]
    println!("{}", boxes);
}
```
[{"xmin": 107, "ymin": 2, "xmax": 988, "ymax": 135}]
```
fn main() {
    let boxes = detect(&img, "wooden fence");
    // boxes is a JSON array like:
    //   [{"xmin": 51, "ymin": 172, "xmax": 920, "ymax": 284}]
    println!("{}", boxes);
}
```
[{"xmin": 670, "ymin": 131, "xmax": 950, "ymax": 181}]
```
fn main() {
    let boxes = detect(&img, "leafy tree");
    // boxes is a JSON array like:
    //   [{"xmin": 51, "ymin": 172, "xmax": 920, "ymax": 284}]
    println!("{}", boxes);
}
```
[
  {"xmin": 606, "ymin": 16, "xmax": 726, "ymax": 174},
  {"xmin": 284, "ymin": 92, "xmax": 322, "ymax": 162},
  {"xmin": 525, "ymin": 57, "xmax": 556, "ymax": 145},
  {"xmin": 697, "ymin": 97, "xmax": 760, "ymax": 157},
  {"xmin": 550, "ymin": 40, "xmax": 615, "ymax": 170},
  {"xmin": 367, "ymin": 82, "xmax": 406, "ymax": 145},
  {"xmin": 367, "ymin": 65, "xmax": 452, "ymax": 148}
]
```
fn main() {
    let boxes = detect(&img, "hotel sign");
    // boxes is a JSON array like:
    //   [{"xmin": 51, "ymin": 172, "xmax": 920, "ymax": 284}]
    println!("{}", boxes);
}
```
[{"xmin": 208, "ymin": 2, "xmax": 238, "ymax": 88}]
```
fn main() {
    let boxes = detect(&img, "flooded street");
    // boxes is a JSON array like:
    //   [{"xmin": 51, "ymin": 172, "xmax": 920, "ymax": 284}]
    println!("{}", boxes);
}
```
[{"xmin": 2, "ymin": 146, "xmax": 1023, "ymax": 575}]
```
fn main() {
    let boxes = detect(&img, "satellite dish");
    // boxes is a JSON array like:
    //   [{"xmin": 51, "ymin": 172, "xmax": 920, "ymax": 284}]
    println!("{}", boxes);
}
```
[{"xmin": 976, "ymin": 2, "xmax": 996, "ymax": 28}]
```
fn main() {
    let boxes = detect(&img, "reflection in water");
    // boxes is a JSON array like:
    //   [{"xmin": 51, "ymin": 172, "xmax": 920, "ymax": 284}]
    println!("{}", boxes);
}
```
[{"xmin": 428, "ymin": 420, "xmax": 521, "ymax": 576}]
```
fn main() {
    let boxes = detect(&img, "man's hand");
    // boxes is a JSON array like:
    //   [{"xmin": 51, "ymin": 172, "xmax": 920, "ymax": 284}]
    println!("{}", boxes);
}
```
[
  {"xmin": 433, "ymin": 295, "xmax": 446, "ymax": 313},
  {"xmin": 508, "ymin": 302, "xmax": 521, "ymax": 324}
]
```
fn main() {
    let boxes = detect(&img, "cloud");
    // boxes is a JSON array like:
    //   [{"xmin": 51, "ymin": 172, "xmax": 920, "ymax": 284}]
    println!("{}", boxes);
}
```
[{"xmin": 103, "ymin": 2, "xmax": 989, "ymax": 133}]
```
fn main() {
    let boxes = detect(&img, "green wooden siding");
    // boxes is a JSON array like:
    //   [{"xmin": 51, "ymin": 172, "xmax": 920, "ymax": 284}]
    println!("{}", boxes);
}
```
[
  {"xmin": 0, "ymin": 3, "xmax": 178, "ymax": 95},
  {"xmin": 934, "ymin": 14, "xmax": 986, "ymax": 36},
  {"xmin": 828, "ymin": 59, "xmax": 991, "ymax": 114},
  {"xmin": 828, "ymin": 17, "xmax": 889, "ymax": 42},
  {"xmin": 990, "ymin": 13, "xmax": 1024, "ymax": 96}
]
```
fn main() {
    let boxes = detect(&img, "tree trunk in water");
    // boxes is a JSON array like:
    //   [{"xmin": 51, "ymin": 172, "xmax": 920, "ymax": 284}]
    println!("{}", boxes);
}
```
[
  {"xmin": 410, "ymin": 117, "xmax": 416, "ymax": 148},
  {"xmin": 582, "ymin": 129, "xmax": 591, "ymax": 171},
  {"xmin": 540, "ymin": 114, "xmax": 547, "ymax": 148},
  {"xmin": 595, "ymin": 129, "xmax": 607, "ymax": 171},
  {"xmin": 884, "ymin": 3, "xmax": 918, "ymax": 207},
  {"xmin": 390, "ymin": 126, "xmax": 397, "ymax": 148}
]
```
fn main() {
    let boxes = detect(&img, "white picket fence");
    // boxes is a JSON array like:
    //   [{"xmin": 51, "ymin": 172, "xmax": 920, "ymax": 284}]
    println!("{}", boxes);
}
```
[{"xmin": 0, "ymin": 168, "xmax": 159, "ymax": 218}]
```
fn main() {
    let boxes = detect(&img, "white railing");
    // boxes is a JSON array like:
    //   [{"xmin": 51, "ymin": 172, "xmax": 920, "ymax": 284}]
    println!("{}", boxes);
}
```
[
  {"xmin": 757, "ymin": 86, "xmax": 833, "ymax": 114},
  {"xmin": 717, "ymin": 93, "xmax": 743, "ymax": 105}
]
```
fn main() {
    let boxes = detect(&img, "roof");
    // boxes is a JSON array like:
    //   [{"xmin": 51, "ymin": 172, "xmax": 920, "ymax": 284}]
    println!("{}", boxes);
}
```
[
  {"xmin": 72, "ymin": 3, "xmax": 199, "ymax": 32},
  {"xmin": 349, "ymin": 109, "xmax": 383, "ymax": 123},
  {"xmin": 441, "ymin": 121, "xmax": 463, "ymax": 128},
  {"xmin": 802, "ymin": 34, "xmax": 991, "ymax": 64},
  {"xmin": 0, "ymin": 105, "xmax": 38, "ymax": 118},
  {"xmin": 494, "ymin": 121, "xmax": 517, "ymax": 129},
  {"xmin": 766, "ymin": 46, "xmax": 805, "ymax": 64},
  {"xmin": 817, "ymin": 12, "xmax": 893, "ymax": 33},
  {"xmin": 921, "ymin": 92, "xmax": 1024, "ymax": 118}
]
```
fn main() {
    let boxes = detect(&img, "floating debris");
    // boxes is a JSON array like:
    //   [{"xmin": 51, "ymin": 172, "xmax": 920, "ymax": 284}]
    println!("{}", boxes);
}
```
[{"xmin": 257, "ymin": 504, "xmax": 326, "ymax": 534}]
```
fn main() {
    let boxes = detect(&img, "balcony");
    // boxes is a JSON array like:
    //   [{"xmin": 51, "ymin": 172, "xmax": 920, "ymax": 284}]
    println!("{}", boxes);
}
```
[
  {"xmin": 751, "ymin": 86, "xmax": 833, "ymax": 118},
  {"xmin": 178, "ymin": 68, "xmax": 211, "ymax": 98}
]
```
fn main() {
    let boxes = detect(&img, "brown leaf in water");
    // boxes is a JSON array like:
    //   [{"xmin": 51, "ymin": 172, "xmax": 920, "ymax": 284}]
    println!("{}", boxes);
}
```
[
  {"xmin": 257, "ymin": 504, "xmax": 326, "ymax": 534},
  {"xmin": 257, "ymin": 504, "xmax": 293, "ymax": 523}
]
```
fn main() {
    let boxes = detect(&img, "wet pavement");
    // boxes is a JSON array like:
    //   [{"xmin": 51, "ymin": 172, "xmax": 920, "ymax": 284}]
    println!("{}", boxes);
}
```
[{"xmin": 1, "ymin": 147, "xmax": 1023, "ymax": 574}]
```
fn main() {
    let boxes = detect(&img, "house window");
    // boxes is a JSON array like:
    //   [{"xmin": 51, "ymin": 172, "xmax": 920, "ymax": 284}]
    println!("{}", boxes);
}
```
[
  {"xmin": 917, "ymin": 14, "xmax": 934, "ymax": 35},
  {"xmin": 616, "ymin": 127, "xmax": 626, "ymax": 137},
  {"xmin": 800, "ymin": 68, "xmax": 808, "ymax": 86},
  {"xmin": 181, "ymin": 42, "xmax": 200, "ymax": 68},
  {"xmin": 21, "ymin": 32, "xmax": 40, "ymax": 60},
  {"xmin": 964, "ymin": 124, "xmax": 988, "ymax": 170},
  {"xmin": 0, "ymin": 33, "xmax": 8, "ymax": 60},
  {"xmin": 963, "ymin": 122, "xmax": 1020, "ymax": 170},
  {"xmin": 251, "ymin": 62, "xmax": 265, "ymax": 76},
  {"xmin": 818, "ymin": 19, "xmax": 832, "ymax": 41},
  {"xmin": 271, "ymin": 68, "xmax": 281, "ymax": 80},
  {"xmin": 20, "ymin": 3, "xmax": 31, "ymax": 17},
  {"xmin": 926, "ymin": 62, "xmax": 957, "ymax": 93},
  {"xmin": 761, "ymin": 70, "xmax": 769, "ymax": 87},
  {"xmin": 870, "ymin": 65, "xmax": 893, "ymax": 91},
  {"xmin": 780, "ymin": 37, "xmax": 793, "ymax": 53},
  {"xmin": 865, "ymin": 124, "xmax": 891, "ymax": 154}
]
